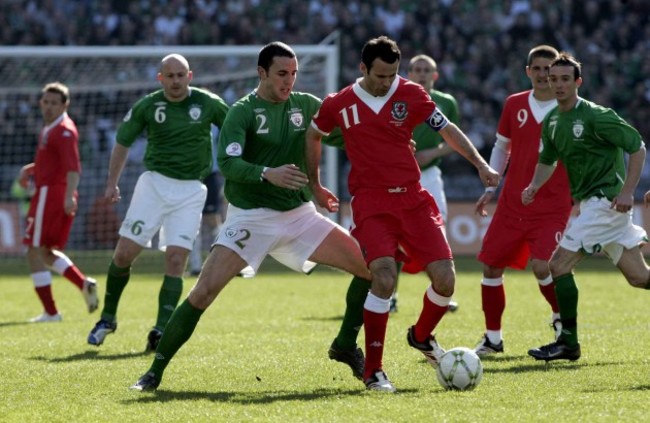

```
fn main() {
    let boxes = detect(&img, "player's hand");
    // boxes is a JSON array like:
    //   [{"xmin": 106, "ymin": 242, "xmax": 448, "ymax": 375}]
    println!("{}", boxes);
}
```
[
  {"xmin": 477, "ymin": 164, "xmax": 499, "ymax": 188},
  {"xmin": 409, "ymin": 139, "xmax": 417, "ymax": 154},
  {"xmin": 475, "ymin": 190, "xmax": 495, "ymax": 217},
  {"xmin": 264, "ymin": 164, "xmax": 308, "ymax": 190},
  {"xmin": 64, "ymin": 196, "xmax": 77, "ymax": 216},
  {"xmin": 521, "ymin": 185, "xmax": 538, "ymax": 205},
  {"xmin": 18, "ymin": 165, "xmax": 34, "ymax": 188},
  {"xmin": 611, "ymin": 192, "xmax": 633, "ymax": 213},
  {"xmin": 105, "ymin": 185, "xmax": 121, "ymax": 203},
  {"xmin": 645, "ymin": 191, "xmax": 650, "ymax": 208},
  {"xmin": 311, "ymin": 185, "xmax": 340, "ymax": 212}
]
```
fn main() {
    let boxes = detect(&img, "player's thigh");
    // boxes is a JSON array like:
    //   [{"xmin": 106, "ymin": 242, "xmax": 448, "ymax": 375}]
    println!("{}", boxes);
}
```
[
  {"xmin": 188, "ymin": 245, "xmax": 248, "ymax": 308},
  {"xmin": 478, "ymin": 212, "xmax": 528, "ymax": 270},
  {"xmin": 527, "ymin": 217, "xmax": 567, "ymax": 261},
  {"xmin": 309, "ymin": 224, "xmax": 369, "ymax": 279},
  {"xmin": 160, "ymin": 184, "xmax": 206, "ymax": 250},
  {"xmin": 24, "ymin": 186, "xmax": 74, "ymax": 249},
  {"xmin": 119, "ymin": 173, "xmax": 165, "ymax": 246},
  {"xmin": 549, "ymin": 246, "xmax": 583, "ymax": 276},
  {"xmin": 214, "ymin": 205, "xmax": 285, "ymax": 276},
  {"xmin": 615, "ymin": 246, "xmax": 650, "ymax": 288}
]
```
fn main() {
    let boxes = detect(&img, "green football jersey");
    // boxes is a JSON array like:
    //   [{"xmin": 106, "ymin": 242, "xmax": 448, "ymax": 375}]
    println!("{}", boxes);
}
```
[
  {"xmin": 116, "ymin": 87, "xmax": 229, "ymax": 180},
  {"xmin": 412, "ymin": 89, "xmax": 460, "ymax": 170},
  {"xmin": 218, "ymin": 90, "xmax": 321, "ymax": 211},
  {"xmin": 539, "ymin": 98, "xmax": 643, "ymax": 201}
]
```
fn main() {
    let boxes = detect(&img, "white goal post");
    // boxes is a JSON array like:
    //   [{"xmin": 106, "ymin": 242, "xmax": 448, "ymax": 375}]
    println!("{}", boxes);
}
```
[{"xmin": 0, "ymin": 44, "xmax": 340, "ymax": 256}]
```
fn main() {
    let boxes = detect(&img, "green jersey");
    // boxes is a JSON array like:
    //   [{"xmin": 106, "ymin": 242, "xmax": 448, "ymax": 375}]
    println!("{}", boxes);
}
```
[
  {"xmin": 218, "ymin": 90, "xmax": 321, "ymax": 211},
  {"xmin": 116, "ymin": 87, "xmax": 229, "ymax": 180},
  {"xmin": 539, "ymin": 98, "xmax": 643, "ymax": 201},
  {"xmin": 412, "ymin": 89, "xmax": 460, "ymax": 170}
]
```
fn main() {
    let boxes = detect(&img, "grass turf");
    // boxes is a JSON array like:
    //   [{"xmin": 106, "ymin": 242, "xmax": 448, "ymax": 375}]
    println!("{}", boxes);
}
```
[{"xmin": 1, "ymin": 257, "xmax": 649, "ymax": 422}]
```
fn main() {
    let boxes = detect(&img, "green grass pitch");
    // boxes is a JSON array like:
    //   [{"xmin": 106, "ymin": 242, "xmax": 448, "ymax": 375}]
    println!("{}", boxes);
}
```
[{"xmin": 1, "ymin": 257, "xmax": 649, "ymax": 422}]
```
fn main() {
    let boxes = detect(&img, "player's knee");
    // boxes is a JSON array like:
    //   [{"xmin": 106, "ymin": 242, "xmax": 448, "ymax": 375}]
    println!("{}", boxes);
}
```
[{"xmin": 625, "ymin": 271, "xmax": 650, "ymax": 289}]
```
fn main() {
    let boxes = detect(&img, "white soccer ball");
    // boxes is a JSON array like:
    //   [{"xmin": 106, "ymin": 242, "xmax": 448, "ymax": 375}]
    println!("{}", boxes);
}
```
[{"xmin": 436, "ymin": 347, "xmax": 483, "ymax": 391}]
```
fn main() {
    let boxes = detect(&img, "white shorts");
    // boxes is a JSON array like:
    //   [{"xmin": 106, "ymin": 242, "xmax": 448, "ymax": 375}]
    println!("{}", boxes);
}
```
[
  {"xmin": 119, "ymin": 171, "xmax": 206, "ymax": 250},
  {"xmin": 420, "ymin": 165, "xmax": 447, "ymax": 223},
  {"xmin": 560, "ymin": 197, "xmax": 647, "ymax": 263},
  {"xmin": 214, "ymin": 202, "xmax": 338, "ymax": 277}
]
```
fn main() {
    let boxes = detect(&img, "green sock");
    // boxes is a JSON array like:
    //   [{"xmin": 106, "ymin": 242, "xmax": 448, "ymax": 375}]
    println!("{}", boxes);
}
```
[
  {"xmin": 149, "ymin": 299, "xmax": 204, "ymax": 379},
  {"xmin": 554, "ymin": 273, "xmax": 579, "ymax": 347},
  {"xmin": 100, "ymin": 261, "xmax": 131, "ymax": 322},
  {"xmin": 155, "ymin": 275, "xmax": 183, "ymax": 330},
  {"xmin": 334, "ymin": 276, "xmax": 371, "ymax": 350}
]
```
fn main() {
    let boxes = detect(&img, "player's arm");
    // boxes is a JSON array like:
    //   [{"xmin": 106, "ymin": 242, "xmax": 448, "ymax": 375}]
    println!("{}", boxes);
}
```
[
  {"xmin": 64, "ymin": 171, "xmax": 80, "ymax": 215},
  {"xmin": 414, "ymin": 143, "xmax": 454, "ymax": 167},
  {"xmin": 305, "ymin": 124, "xmax": 339, "ymax": 212},
  {"xmin": 426, "ymin": 109, "xmax": 499, "ymax": 188},
  {"xmin": 521, "ymin": 162, "xmax": 556, "ymax": 205},
  {"xmin": 18, "ymin": 163, "xmax": 35, "ymax": 188},
  {"xmin": 105, "ymin": 143, "xmax": 129, "ymax": 203},
  {"xmin": 474, "ymin": 136, "xmax": 511, "ymax": 216},
  {"xmin": 612, "ymin": 144, "xmax": 645, "ymax": 213}
]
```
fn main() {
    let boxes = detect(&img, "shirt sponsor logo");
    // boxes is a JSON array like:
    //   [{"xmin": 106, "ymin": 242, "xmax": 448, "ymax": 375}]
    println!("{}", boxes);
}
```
[
  {"xmin": 572, "ymin": 120, "xmax": 584, "ymax": 139},
  {"xmin": 225, "ymin": 142, "xmax": 242, "ymax": 156},
  {"xmin": 189, "ymin": 105, "xmax": 202, "ymax": 120},
  {"xmin": 290, "ymin": 112, "xmax": 303, "ymax": 127},
  {"xmin": 225, "ymin": 227, "xmax": 238, "ymax": 238},
  {"xmin": 391, "ymin": 101, "xmax": 408, "ymax": 121}
]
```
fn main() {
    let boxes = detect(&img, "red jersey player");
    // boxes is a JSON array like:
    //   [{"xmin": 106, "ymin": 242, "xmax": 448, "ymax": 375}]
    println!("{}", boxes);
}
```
[
  {"xmin": 473, "ymin": 45, "xmax": 573, "ymax": 355},
  {"xmin": 19, "ymin": 82, "xmax": 98, "ymax": 322},
  {"xmin": 306, "ymin": 36, "xmax": 499, "ymax": 392}
]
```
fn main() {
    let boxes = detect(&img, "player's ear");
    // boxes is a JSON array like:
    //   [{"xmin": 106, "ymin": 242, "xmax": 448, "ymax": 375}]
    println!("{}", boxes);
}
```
[
  {"xmin": 576, "ymin": 76, "xmax": 583, "ymax": 88},
  {"xmin": 359, "ymin": 62, "xmax": 367, "ymax": 75},
  {"xmin": 187, "ymin": 70, "xmax": 193, "ymax": 82},
  {"xmin": 432, "ymin": 71, "xmax": 439, "ymax": 82},
  {"xmin": 156, "ymin": 73, "xmax": 163, "ymax": 82},
  {"xmin": 257, "ymin": 66, "xmax": 266, "ymax": 79}
]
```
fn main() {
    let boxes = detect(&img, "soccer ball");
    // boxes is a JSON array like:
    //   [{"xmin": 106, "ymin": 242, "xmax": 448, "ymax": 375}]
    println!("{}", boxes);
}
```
[{"xmin": 436, "ymin": 347, "xmax": 483, "ymax": 391}]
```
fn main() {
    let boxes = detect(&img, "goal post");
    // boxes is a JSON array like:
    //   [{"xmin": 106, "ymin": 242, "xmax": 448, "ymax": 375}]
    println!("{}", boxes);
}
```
[{"xmin": 0, "ymin": 44, "xmax": 340, "ymax": 262}]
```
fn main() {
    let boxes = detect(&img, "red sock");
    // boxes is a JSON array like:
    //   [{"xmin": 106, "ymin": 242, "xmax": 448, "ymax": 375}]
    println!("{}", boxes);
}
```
[
  {"xmin": 363, "ymin": 308, "xmax": 389, "ymax": 380},
  {"xmin": 413, "ymin": 288, "xmax": 448, "ymax": 341},
  {"xmin": 482, "ymin": 284, "xmax": 506, "ymax": 330},
  {"xmin": 63, "ymin": 266, "xmax": 85, "ymax": 290},
  {"xmin": 35, "ymin": 286, "xmax": 58, "ymax": 315},
  {"xmin": 538, "ymin": 282, "xmax": 559, "ymax": 313}
]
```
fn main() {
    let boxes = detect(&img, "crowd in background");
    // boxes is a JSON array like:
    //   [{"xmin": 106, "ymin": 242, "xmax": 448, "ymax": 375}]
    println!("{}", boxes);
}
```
[{"xmin": 1, "ymin": 0, "xmax": 649, "ymax": 198}]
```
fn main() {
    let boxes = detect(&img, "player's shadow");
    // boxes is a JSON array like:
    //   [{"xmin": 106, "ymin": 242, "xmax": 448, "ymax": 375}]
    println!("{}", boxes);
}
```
[
  {"xmin": 301, "ymin": 315, "xmax": 344, "ymax": 322},
  {"xmin": 30, "ymin": 350, "xmax": 149, "ymax": 363},
  {"xmin": 0, "ymin": 321, "xmax": 32, "ymax": 328},
  {"xmin": 123, "ymin": 386, "xmax": 416, "ymax": 405}
]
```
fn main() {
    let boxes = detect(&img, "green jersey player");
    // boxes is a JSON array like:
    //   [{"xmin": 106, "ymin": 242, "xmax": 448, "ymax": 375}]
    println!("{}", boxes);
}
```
[
  {"xmin": 522, "ymin": 52, "xmax": 649, "ymax": 362},
  {"xmin": 88, "ymin": 54, "xmax": 229, "ymax": 352},
  {"xmin": 130, "ymin": 42, "xmax": 373, "ymax": 392}
]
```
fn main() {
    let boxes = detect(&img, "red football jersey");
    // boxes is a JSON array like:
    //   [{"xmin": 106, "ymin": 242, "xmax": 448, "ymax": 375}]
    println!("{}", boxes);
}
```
[
  {"xmin": 312, "ymin": 76, "xmax": 437, "ymax": 194},
  {"xmin": 496, "ymin": 90, "xmax": 572, "ymax": 216},
  {"xmin": 33, "ymin": 113, "xmax": 81, "ymax": 187}
]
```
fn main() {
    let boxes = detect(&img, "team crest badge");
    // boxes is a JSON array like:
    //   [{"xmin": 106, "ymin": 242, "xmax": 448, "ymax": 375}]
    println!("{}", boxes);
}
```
[
  {"xmin": 225, "ymin": 142, "xmax": 242, "ymax": 157},
  {"xmin": 189, "ymin": 106, "xmax": 201, "ymax": 120},
  {"xmin": 572, "ymin": 120, "xmax": 584, "ymax": 138},
  {"xmin": 290, "ymin": 112, "xmax": 303, "ymax": 127},
  {"xmin": 391, "ymin": 101, "xmax": 408, "ymax": 121}
]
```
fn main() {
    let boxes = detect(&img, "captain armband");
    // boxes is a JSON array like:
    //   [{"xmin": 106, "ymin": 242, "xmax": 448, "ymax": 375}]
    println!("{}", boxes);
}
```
[{"xmin": 425, "ymin": 109, "xmax": 450, "ymax": 132}]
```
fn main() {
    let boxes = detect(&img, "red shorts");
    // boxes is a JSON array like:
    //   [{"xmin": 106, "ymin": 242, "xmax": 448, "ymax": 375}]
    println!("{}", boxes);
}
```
[
  {"xmin": 23, "ymin": 185, "xmax": 75, "ymax": 249},
  {"xmin": 478, "ymin": 209, "xmax": 569, "ymax": 270},
  {"xmin": 350, "ymin": 183, "xmax": 452, "ymax": 273}
]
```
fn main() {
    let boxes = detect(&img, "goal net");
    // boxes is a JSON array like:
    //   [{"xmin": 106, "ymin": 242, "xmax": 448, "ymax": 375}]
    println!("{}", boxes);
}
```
[{"xmin": 0, "ymin": 44, "xmax": 339, "ymax": 268}]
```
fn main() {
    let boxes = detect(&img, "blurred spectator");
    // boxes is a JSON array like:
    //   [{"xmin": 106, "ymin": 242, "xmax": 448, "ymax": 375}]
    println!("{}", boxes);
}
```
[{"xmin": 0, "ymin": 0, "xmax": 647, "ymax": 200}]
